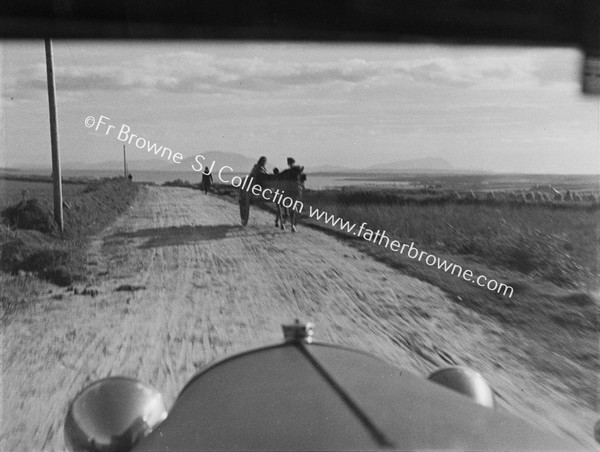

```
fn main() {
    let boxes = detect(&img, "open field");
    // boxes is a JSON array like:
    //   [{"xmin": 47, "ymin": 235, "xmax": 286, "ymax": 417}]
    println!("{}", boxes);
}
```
[
  {"xmin": 317, "ymin": 172, "xmax": 600, "ymax": 195},
  {"xmin": 1, "ymin": 177, "xmax": 139, "ymax": 300},
  {"xmin": 303, "ymin": 188, "xmax": 599, "ymax": 288},
  {"xmin": 0, "ymin": 179, "xmax": 88, "ymax": 210}
]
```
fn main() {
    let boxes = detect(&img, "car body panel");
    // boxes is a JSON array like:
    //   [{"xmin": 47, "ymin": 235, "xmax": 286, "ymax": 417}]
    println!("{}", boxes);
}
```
[{"xmin": 133, "ymin": 341, "xmax": 581, "ymax": 450}]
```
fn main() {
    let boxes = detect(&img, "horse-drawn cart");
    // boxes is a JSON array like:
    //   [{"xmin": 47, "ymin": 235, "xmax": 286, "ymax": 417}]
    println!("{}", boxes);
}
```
[{"xmin": 238, "ymin": 168, "xmax": 306, "ymax": 230}]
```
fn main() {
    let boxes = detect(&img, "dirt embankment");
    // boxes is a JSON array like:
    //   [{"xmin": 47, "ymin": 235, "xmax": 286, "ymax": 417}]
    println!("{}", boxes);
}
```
[
  {"xmin": 1, "ymin": 185, "xmax": 597, "ymax": 450},
  {"xmin": 1, "ymin": 178, "xmax": 139, "ymax": 291}
]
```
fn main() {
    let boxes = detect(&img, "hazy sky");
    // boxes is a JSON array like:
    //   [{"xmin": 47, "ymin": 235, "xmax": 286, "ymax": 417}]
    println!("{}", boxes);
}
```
[{"xmin": 1, "ymin": 40, "xmax": 598, "ymax": 174}]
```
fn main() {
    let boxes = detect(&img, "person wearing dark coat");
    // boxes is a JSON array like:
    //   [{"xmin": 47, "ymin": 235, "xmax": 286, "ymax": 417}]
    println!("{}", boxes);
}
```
[
  {"xmin": 287, "ymin": 157, "xmax": 304, "ymax": 173},
  {"xmin": 250, "ymin": 156, "xmax": 268, "ymax": 181},
  {"xmin": 202, "ymin": 168, "xmax": 213, "ymax": 194}
]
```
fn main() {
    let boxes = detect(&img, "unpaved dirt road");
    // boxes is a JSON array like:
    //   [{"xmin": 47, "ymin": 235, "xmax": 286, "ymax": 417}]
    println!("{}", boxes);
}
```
[{"xmin": 2, "ymin": 186, "xmax": 597, "ymax": 450}]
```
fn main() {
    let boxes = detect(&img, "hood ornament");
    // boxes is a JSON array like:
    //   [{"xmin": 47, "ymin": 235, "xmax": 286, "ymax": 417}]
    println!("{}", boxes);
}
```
[{"xmin": 282, "ymin": 319, "xmax": 314, "ymax": 343}]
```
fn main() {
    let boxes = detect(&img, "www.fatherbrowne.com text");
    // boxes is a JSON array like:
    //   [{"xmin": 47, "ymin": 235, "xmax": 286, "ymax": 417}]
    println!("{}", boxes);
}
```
[{"xmin": 306, "ymin": 207, "xmax": 514, "ymax": 298}]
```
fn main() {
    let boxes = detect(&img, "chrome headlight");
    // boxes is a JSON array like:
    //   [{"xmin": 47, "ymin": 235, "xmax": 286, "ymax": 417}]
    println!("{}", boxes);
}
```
[{"xmin": 64, "ymin": 377, "xmax": 167, "ymax": 452}]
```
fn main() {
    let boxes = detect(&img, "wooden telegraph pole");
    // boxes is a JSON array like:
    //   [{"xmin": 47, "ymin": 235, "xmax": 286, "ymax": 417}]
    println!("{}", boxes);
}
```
[
  {"xmin": 45, "ymin": 38, "xmax": 63, "ymax": 232},
  {"xmin": 123, "ymin": 145, "xmax": 128, "ymax": 178}
]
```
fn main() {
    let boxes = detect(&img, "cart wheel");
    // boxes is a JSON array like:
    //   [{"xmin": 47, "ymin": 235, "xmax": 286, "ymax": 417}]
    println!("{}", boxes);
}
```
[{"xmin": 239, "ymin": 191, "xmax": 250, "ymax": 226}]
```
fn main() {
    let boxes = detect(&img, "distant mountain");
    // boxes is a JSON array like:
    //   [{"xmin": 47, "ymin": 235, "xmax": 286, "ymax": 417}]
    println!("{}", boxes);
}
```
[
  {"xmin": 68, "ymin": 151, "xmax": 257, "ymax": 173},
  {"xmin": 181, "ymin": 151, "xmax": 257, "ymax": 173},
  {"xmin": 367, "ymin": 157, "xmax": 454, "ymax": 172}
]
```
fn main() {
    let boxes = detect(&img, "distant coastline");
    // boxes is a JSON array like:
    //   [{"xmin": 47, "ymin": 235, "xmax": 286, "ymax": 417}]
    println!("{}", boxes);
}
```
[{"xmin": 2, "ymin": 168, "xmax": 599, "ymax": 193}]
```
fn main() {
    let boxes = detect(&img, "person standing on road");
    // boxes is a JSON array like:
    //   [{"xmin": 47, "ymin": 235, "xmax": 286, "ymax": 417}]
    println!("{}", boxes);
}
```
[
  {"xmin": 287, "ymin": 157, "xmax": 304, "ymax": 173},
  {"xmin": 287, "ymin": 157, "xmax": 307, "ymax": 187},
  {"xmin": 250, "ymin": 156, "xmax": 268, "ymax": 183},
  {"xmin": 202, "ymin": 167, "xmax": 213, "ymax": 194}
]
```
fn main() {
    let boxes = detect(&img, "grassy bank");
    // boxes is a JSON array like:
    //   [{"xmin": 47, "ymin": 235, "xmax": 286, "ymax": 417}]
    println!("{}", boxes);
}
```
[
  {"xmin": 304, "ymin": 189, "xmax": 598, "ymax": 288},
  {"xmin": 1, "ymin": 177, "xmax": 140, "ymax": 314}
]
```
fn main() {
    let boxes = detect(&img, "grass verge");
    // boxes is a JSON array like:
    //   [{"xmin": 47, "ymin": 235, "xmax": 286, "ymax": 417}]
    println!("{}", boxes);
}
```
[{"xmin": 1, "ymin": 178, "xmax": 140, "ymax": 297}]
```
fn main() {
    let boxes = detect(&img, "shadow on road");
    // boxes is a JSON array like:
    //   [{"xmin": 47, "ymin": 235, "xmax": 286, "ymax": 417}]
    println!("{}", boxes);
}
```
[{"xmin": 113, "ymin": 224, "xmax": 274, "ymax": 248}]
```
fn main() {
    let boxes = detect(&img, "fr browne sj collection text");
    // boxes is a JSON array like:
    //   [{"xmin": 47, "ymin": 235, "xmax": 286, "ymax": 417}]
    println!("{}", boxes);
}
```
[{"xmin": 85, "ymin": 114, "xmax": 234, "ymax": 174}]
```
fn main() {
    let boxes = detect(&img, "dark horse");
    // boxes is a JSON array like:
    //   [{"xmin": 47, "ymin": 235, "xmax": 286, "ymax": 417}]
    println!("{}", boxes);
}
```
[{"xmin": 257, "ymin": 166, "xmax": 306, "ymax": 232}]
